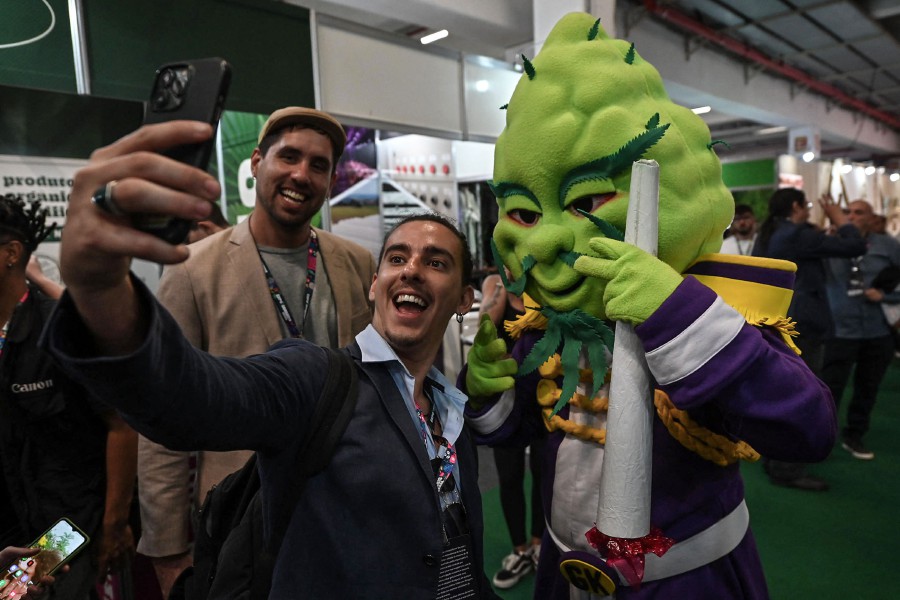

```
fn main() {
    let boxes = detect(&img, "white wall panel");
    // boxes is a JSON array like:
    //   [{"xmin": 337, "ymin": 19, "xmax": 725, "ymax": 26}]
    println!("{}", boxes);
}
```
[
  {"xmin": 463, "ymin": 60, "xmax": 520, "ymax": 139},
  {"xmin": 318, "ymin": 24, "xmax": 462, "ymax": 134}
]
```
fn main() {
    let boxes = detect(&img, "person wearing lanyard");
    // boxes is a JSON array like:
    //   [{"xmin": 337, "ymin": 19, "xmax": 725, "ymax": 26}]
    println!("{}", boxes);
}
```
[
  {"xmin": 136, "ymin": 107, "xmax": 376, "ymax": 597},
  {"xmin": 42, "ymin": 120, "xmax": 498, "ymax": 598}
]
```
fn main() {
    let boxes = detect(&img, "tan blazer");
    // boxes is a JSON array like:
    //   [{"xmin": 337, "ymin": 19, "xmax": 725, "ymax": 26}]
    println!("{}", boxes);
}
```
[{"xmin": 136, "ymin": 219, "xmax": 375, "ymax": 557}]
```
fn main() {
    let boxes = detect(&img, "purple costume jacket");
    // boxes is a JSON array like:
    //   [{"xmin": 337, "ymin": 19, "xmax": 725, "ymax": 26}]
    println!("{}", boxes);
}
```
[{"xmin": 465, "ymin": 258, "xmax": 836, "ymax": 599}]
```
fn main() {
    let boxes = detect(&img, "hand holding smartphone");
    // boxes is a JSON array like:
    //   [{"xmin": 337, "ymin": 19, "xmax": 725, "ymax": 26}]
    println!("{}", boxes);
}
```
[
  {"xmin": 135, "ymin": 57, "xmax": 232, "ymax": 244},
  {"xmin": 0, "ymin": 518, "xmax": 89, "ymax": 598}
]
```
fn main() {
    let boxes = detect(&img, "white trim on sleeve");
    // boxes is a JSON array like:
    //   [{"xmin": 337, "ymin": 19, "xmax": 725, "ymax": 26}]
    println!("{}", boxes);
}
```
[
  {"xmin": 645, "ymin": 297, "xmax": 745, "ymax": 385},
  {"xmin": 466, "ymin": 388, "xmax": 516, "ymax": 435}
]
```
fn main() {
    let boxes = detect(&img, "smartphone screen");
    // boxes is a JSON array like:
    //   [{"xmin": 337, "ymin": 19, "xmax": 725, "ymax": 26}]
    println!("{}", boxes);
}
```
[{"xmin": 0, "ymin": 518, "xmax": 89, "ymax": 598}]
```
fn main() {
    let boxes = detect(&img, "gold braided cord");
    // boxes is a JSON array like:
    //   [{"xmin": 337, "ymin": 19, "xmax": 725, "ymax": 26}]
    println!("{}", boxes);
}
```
[
  {"xmin": 531, "ymin": 377, "xmax": 759, "ymax": 465},
  {"xmin": 537, "ymin": 353, "xmax": 594, "ymax": 383},
  {"xmin": 653, "ymin": 390, "xmax": 760, "ymax": 466},
  {"xmin": 536, "ymin": 379, "xmax": 607, "ymax": 443},
  {"xmin": 544, "ymin": 413, "xmax": 607, "ymax": 444}
]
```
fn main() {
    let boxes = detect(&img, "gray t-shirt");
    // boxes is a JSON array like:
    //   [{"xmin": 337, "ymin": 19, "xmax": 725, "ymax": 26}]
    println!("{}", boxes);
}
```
[{"xmin": 257, "ymin": 242, "xmax": 338, "ymax": 348}]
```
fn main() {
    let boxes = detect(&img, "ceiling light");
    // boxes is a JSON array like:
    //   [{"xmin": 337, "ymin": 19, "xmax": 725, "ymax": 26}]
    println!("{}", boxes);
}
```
[
  {"xmin": 474, "ymin": 79, "xmax": 490, "ymax": 93},
  {"xmin": 891, "ymin": 173, "xmax": 899, "ymax": 182},
  {"xmin": 420, "ymin": 30, "xmax": 448, "ymax": 45},
  {"xmin": 802, "ymin": 151, "xmax": 816, "ymax": 163},
  {"xmin": 756, "ymin": 126, "xmax": 787, "ymax": 135},
  {"xmin": 865, "ymin": 165, "xmax": 876, "ymax": 176},
  {"xmin": 691, "ymin": 106, "xmax": 711, "ymax": 115},
  {"xmin": 840, "ymin": 164, "xmax": 853, "ymax": 174}
]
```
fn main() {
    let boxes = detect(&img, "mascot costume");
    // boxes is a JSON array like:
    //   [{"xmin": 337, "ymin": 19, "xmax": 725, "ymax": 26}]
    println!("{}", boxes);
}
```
[{"xmin": 464, "ymin": 12, "xmax": 836, "ymax": 599}]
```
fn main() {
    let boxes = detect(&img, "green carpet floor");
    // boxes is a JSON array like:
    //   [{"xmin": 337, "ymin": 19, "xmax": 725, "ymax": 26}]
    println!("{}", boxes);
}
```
[{"xmin": 480, "ymin": 358, "xmax": 900, "ymax": 599}]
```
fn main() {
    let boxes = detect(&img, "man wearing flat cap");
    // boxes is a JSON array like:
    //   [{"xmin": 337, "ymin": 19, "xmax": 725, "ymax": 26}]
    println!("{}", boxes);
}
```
[{"xmin": 137, "ymin": 107, "xmax": 375, "ymax": 597}]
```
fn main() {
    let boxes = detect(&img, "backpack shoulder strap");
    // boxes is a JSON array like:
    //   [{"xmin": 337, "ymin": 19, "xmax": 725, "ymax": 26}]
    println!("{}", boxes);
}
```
[
  {"xmin": 296, "ymin": 346, "xmax": 359, "ymax": 475},
  {"xmin": 264, "ymin": 346, "xmax": 358, "ymax": 552}
]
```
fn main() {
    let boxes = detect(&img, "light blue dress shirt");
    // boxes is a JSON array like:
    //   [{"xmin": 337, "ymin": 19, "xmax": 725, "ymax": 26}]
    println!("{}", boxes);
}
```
[{"xmin": 355, "ymin": 324, "xmax": 467, "ymax": 494}]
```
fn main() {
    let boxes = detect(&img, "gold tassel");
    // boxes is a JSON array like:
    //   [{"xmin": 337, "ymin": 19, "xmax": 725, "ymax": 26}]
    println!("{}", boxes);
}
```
[{"xmin": 504, "ymin": 294, "xmax": 547, "ymax": 340}]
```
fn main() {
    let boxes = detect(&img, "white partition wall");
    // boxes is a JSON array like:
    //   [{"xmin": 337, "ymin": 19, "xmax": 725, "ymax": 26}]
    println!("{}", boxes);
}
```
[
  {"xmin": 317, "ymin": 22, "xmax": 463, "ymax": 135},
  {"xmin": 315, "ymin": 16, "xmax": 520, "ymax": 141}
]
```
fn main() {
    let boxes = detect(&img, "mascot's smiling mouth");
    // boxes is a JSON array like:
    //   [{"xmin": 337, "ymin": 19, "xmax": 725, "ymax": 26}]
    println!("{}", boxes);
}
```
[{"xmin": 539, "ymin": 275, "xmax": 585, "ymax": 298}]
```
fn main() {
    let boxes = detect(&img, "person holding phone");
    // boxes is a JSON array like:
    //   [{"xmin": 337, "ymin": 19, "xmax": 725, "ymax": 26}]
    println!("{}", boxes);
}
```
[
  {"xmin": 135, "ymin": 107, "xmax": 376, "ymax": 598},
  {"xmin": 0, "ymin": 547, "xmax": 63, "ymax": 598},
  {"xmin": 0, "ymin": 196, "xmax": 138, "ymax": 599},
  {"xmin": 40, "ymin": 122, "xmax": 498, "ymax": 596}
]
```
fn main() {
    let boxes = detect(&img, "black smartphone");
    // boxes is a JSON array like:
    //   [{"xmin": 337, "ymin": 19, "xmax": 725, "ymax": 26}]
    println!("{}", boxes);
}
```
[
  {"xmin": 136, "ymin": 57, "xmax": 232, "ymax": 244},
  {"xmin": 0, "ymin": 518, "xmax": 89, "ymax": 596}
]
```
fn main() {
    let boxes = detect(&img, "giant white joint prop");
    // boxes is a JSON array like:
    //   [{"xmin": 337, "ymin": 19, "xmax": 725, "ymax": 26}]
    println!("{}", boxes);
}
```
[{"xmin": 596, "ymin": 159, "xmax": 659, "ymax": 539}]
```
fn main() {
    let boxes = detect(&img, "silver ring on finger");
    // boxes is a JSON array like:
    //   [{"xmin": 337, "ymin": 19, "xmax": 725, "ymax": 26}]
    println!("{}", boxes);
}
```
[{"xmin": 91, "ymin": 180, "xmax": 126, "ymax": 217}]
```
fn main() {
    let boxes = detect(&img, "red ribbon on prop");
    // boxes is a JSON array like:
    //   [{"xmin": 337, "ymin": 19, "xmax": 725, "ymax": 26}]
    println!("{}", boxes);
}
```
[{"xmin": 584, "ymin": 525, "xmax": 675, "ymax": 588}]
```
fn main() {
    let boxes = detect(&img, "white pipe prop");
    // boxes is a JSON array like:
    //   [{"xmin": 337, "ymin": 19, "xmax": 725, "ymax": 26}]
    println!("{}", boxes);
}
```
[{"xmin": 596, "ymin": 159, "xmax": 660, "ymax": 539}]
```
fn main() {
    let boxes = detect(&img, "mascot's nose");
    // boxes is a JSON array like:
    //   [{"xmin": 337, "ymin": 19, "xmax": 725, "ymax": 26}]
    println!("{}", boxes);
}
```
[{"xmin": 527, "ymin": 224, "xmax": 575, "ymax": 264}]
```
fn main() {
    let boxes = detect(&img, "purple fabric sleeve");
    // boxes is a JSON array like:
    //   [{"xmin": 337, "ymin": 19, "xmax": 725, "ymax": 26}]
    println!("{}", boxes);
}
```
[{"xmin": 635, "ymin": 277, "xmax": 836, "ymax": 462}]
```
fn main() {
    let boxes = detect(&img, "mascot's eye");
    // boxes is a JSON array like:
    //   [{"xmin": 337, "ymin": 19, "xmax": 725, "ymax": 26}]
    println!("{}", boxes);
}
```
[
  {"xmin": 568, "ymin": 193, "xmax": 616, "ymax": 216},
  {"xmin": 508, "ymin": 209, "xmax": 540, "ymax": 226}
]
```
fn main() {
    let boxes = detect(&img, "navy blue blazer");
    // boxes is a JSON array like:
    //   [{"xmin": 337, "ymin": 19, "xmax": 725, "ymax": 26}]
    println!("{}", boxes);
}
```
[{"xmin": 43, "ymin": 281, "xmax": 495, "ymax": 599}]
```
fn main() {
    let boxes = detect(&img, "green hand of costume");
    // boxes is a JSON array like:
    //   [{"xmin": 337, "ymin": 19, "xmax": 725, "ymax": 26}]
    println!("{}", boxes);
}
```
[
  {"xmin": 573, "ymin": 237, "xmax": 683, "ymax": 325},
  {"xmin": 466, "ymin": 314, "xmax": 518, "ymax": 398}
]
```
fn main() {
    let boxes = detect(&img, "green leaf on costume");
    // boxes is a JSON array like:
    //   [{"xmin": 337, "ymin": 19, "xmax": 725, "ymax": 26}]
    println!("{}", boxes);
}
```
[
  {"xmin": 577, "ymin": 209, "xmax": 625, "ymax": 241},
  {"xmin": 491, "ymin": 239, "xmax": 535, "ymax": 296},
  {"xmin": 707, "ymin": 139, "xmax": 730, "ymax": 150},
  {"xmin": 577, "ymin": 312, "xmax": 615, "ymax": 397},
  {"xmin": 519, "ymin": 317, "xmax": 561, "ymax": 376},
  {"xmin": 625, "ymin": 43, "xmax": 636, "ymax": 65},
  {"xmin": 500, "ymin": 104, "xmax": 509, "ymax": 110},
  {"xmin": 645, "ymin": 113, "xmax": 660, "ymax": 130},
  {"xmin": 588, "ymin": 18, "xmax": 601, "ymax": 41},
  {"xmin": 559, "ymin": 123, "xmax": 669, "ymax": 203},
  {"xmin": 519, "ymin": 307, "xmax": 616, "ymax": 416},
  {"xmin": 552, "ymin": 336, "xmax": 583, "ymax": 417},
  {"xmin": 522, "ymin": 55, "xmax": 536, "ymax": 80}
]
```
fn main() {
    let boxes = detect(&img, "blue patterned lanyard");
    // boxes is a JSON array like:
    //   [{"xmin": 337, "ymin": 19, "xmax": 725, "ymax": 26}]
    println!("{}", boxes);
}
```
[
  {"xmin": 257, "ymin": 229, "xmax": 318, "ymax": 338},
  {"xmin": 413, "ymin": 395, "xmax": 457, "ymax": 494}
]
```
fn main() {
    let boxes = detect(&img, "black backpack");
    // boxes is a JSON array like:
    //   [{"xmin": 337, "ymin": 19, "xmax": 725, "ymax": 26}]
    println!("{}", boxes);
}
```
[{"xmin": 173, "ymin": 347, "xmax": 358, "ymax": 600}]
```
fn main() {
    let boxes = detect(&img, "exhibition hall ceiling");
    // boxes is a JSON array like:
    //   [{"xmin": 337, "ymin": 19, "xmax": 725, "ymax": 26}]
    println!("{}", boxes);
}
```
[
  {"xmin": 286, "ymin": 0, "xmax": 900, "ymax": 164},
  {"xmin": 632, "ymin": 0, "xmax": 900, "ymax": 164}
]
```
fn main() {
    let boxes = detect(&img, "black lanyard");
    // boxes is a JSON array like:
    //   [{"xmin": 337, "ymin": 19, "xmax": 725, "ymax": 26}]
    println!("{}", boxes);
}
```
[{"xmin": 257, "ymin": 230, "xmax": 319, "ymax": 339}]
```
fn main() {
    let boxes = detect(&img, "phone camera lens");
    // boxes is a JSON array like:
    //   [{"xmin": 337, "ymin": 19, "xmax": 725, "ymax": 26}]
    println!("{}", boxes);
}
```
[
  {"xmin": 152, "ymin": 92, "xmax": 168, "ymax": 110},
  {"xmin": 160, "ymin": 69, "xmax": 174, "ymax": 86}
]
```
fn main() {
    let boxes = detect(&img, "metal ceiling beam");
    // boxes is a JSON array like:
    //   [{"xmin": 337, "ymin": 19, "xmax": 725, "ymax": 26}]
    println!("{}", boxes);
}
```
[
  {"xmin": 642, "ymin": 0, "xmax": 900, "ymax": 130},
  {"xmin": 820, "ymin": 59, "xmax": 900, "ymax": 82},
  {"xmin": 716, "ymin": 0, "xmax": 845, "ymax": 35}
]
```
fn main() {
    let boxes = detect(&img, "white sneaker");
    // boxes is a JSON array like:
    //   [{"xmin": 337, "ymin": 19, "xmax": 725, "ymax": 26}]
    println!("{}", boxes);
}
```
[{"xmin": 492, "ymin": 550, "xmax": 533, "ymax": 589}]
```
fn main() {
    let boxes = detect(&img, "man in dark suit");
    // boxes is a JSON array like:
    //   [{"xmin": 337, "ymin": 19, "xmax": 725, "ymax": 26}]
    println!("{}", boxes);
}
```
[
  {"xmin": 41, "ymin": 120, "xmax": 495, "ymax": 598},
  {"xmin": 137, "ymin": 108, "xmax": 375, "ymax": 597}
]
